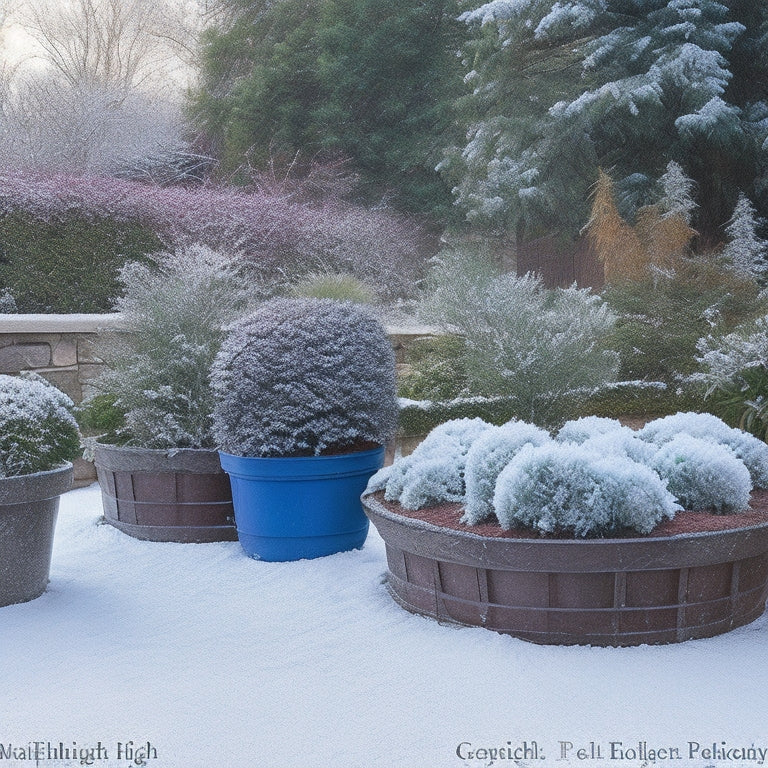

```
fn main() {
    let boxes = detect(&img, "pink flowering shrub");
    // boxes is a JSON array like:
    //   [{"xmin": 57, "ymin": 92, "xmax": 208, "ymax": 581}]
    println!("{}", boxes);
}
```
[{"xmin": 0, "ymin": 171, "xmax": 431, "ymax": 305}]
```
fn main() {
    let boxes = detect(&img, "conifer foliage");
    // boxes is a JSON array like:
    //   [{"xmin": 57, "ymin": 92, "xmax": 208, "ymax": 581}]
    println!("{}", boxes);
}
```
[{"xmin": 447, "ymin": 0, "xmax": 768, "ymax": 240}]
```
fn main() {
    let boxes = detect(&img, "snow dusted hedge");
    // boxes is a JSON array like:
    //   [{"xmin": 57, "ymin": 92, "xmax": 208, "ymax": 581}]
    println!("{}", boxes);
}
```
[
  {"xmin": 0, "ymin": 171, "xmax": 429, "ymax": 307},
  {"xmin": 0, "ymin": 373, "xmax": 80, "ymax": 477},
  {"xmin": 370, "ymin": 412, "xmax": 768, "ymax": 537},
  {"xmin": 211, "ymin": 298, "xmax": 399, "ymax": 458}
]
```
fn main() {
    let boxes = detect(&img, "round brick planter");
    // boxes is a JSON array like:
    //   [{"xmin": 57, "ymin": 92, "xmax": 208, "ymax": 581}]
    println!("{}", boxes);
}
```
[
  {"xmin": 0, "ymin": 463, "xmax": 74, "ymax": 607},
  {"xmin": 93, "ymin": 444, "xmax": 236, "ymax": 543},
  {"xmin": 363, "ymin": 495, "xmax": 768, "ymax": 646}
]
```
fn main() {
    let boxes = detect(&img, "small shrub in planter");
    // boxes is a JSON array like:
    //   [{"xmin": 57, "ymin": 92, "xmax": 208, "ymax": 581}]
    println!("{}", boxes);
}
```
[
  {"xmin": 92, "ymin": 245, "xmax": 252, "ymax": 450},
  {"xmin": 0, "ymin": 373, "xmax": 79, "ymax": 606},
  {"xmin": 85, "ymin": 245, "xmax": 252, "ymax": 543},
  {"xmin": 211, "ymin": 298, "xmax": 399, "ymax": 560},
  {"xmin": 0, "ymin": 374, "xmax": 80, "ymax": 478},
  {"xmin": 375, "ymin": 418, "xmax": 494, "ymax": 512},
  {"xmin": 364, "ymin": 411, "xmax": 768, "ymax": 644},
  {"xmin": 462, "ymin": 421, "xmax": 550, "ymax": 525}
]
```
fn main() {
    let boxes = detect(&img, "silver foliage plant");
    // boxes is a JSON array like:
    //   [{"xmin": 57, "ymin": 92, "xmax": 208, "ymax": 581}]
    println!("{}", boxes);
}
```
[
  {"xmin": 210, "ymin": 298, "xmax": 399, "ymax": 458},
  {"xmin": 373, "ymin": 411, "xmax": 768, "ymax": 537},
  {"xmin": 96, "ymin": 245, "xmax": 252, "ymax": 449},
  {"xmin": 419, "ymin": 250, "xmax": 619, "ymax": 426}
]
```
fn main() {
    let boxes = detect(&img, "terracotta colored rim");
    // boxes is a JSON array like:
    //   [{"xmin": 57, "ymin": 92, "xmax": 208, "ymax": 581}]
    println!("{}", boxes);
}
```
[{"xmin": 363, "ymin": 495, "xmax": 768, "ymax": 646}]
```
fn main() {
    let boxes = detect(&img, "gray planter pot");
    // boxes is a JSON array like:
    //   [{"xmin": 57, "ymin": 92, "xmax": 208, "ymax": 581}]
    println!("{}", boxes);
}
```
[
  {"xmin": 0, "ymin": 463, "xmax": 74, "ymax": 607},
  {"xmin": 93, "ymin": 444, "xmax": 236, "ymax": 543}
]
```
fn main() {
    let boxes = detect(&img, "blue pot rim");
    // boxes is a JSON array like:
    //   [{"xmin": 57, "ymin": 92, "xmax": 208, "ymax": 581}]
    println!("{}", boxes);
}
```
[{"xmin": 218, "ymin": 445, "xmax": 385, "ymax": 480}]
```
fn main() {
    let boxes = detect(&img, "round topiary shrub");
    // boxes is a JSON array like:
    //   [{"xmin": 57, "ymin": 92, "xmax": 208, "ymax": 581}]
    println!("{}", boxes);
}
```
[
  {"xmin": 0, "ymin": 374, "xmax": 80, "ymax": 477},
  {"xmin": 210, "ymin": 298, "xmax": 399, "ymax": 457}
]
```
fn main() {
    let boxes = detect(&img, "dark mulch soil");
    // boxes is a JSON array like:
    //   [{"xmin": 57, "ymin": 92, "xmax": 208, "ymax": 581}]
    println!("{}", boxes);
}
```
[{"xmin": 369, "ymin": 489, "xmax": 768, "ymax": 540}]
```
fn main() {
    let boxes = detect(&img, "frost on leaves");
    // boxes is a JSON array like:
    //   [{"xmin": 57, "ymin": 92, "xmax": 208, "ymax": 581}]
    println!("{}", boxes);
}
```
[
  {"xmin": 0, "ymin": 373, "xmax": 80, "ymax": 477},
  {"xmin": 211, "ymin": 298, "xmax": 399, "ymax": 458},
  {"xmin": 376, "ymin": 411, "xmax": 768, "ymax": 537}
]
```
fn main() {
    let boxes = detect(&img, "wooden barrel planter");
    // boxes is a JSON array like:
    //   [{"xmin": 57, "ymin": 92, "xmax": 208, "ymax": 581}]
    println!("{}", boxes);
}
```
[
  {"xmin": 363, "ymin": 494, "xmax": 768, "ymax": 646},
  {"xmin": 0, "ymin": 463, "xmax": 74, "ymax": 607},
  {"xmin": 93, "ymin": 444, "xmax": 237, "ymax": 543}
]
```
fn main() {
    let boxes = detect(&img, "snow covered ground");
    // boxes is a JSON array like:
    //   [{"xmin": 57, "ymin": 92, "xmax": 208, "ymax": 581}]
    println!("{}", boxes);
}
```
[{"xmin": 2, "ymin": 483, "xmax": 767, "ymax": 768}]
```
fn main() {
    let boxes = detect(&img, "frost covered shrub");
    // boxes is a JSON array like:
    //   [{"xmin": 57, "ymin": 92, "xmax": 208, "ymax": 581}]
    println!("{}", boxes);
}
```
[
  {"xmin": 637, "ymin": 412, "xmax": 768, "ymax": 488},
  {"xmin": 211, "ymin": 298, "xmax": 398, "ymax": 457},
  {"xmin": 93, "ymin": 245, "xmax": 252, "ymax": 449},
  {"xmin": 493, "ymin": 444, "xmax": 681, "ymax": 537},
  {"xmin": 0, "ymin": 171, "xmax": 432, "ymax": 304},
  {"xmin": 0, "ymin": 374, "xmax": 80, "ymax": 477},
  {"xmin": 382, "ymin": 418, "xmax": 493, "ymax": 510},
  {"xmin": 462, "ymin": 421, "xmax": 550, "ymax": 525},
  {"xmin": 419, "ymin": 251, "xmax": 619, "ymax": 426},
  {"xmin": 603, "ymin": 259, "xmax": 766, "ymax": 385},
  {"xmin": 649, "ymin": 435, "xmax": 752, "ymax": 514},
  {"xmin": 556, "ymin": 416, "xmax": 656, "ymax": 465},
  {"xmin": 578, "ymin": 430, "xmax": 657, "ymax": 466},
  {"xmin": 693, "ymin": 316, "xmax": 768, "ymax": 439},
  {"xmin": 555, "ymin": 416, "xmax": 625, "ymax": 445}
]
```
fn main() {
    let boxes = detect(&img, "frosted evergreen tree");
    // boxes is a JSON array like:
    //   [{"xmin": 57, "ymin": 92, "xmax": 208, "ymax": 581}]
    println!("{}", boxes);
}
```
[
  {"xmin": 445, "ymin": 0, "xmax": 768, "ymax": 241},
  {"xmin": 658, "ymin": 161, "xmax": 697, "ymax": 224},
  {"xmin": 722, "ymin": 192, "xmax": 768, "ymax": 278}
]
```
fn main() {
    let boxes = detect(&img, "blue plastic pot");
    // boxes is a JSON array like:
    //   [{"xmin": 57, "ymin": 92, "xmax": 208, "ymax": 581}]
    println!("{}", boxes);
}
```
[{"xmin": 218, "ymin": 446, "xmax": 385, "ymax": 561}]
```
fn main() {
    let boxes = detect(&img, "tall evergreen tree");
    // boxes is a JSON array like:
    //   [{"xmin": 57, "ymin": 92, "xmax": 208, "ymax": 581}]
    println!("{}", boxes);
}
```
[
  {"xmin": 444, "ymin": 0, "xmax": 768, "ymax": 242},
  {"xmin": 192, "ymin": 0, "xmax": 465, "ymax": 215}
]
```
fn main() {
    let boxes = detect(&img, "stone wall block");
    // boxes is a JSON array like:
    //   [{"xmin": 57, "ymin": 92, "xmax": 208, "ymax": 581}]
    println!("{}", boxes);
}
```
[
  {"xmin": 37, "ymin": 369, "xmax": 82, "ymax": 403},
  {"xmin": 77, "ymin": 335, "xmax": 105, "ymax": 364},
  {"xmin": 52, "ymin": 338, "xmax": 78, "ymax": 367},
  {"xmin": 0, "ymin": 343, "xmax": 52, "ymax": 373}
]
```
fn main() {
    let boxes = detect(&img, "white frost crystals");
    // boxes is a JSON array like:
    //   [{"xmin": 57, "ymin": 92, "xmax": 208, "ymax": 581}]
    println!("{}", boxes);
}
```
[{"xmin": 369, "ymin": 411, "xmax": 768, "ymax": 537}]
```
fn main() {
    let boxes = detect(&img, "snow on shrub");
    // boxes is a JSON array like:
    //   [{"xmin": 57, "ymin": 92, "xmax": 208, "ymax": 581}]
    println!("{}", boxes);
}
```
[
  {"xmin": 493, "ymin": 443, "xmax": 681, "ymax": 537},
  {"xmin": 0, "ymin": 373, "xmax": 80, "ymax": 477},
  {"xmin": 577, "ymin": 430, "xmax": 657, "ymax": 466},
  {"xmin": 382, "ymin": 418, "xmax": 493, "ymax": 509},
  {"xmin": 211, "ymin": 298, "xmax": 398, "ymax": 458},
  {"xmin": 0, "ymin": 171, "xmax": 429, "ymax": 301},
  {"xmin": 555, "ymin": 416, "xmax": 626, "ymax": 444},
  {"xmin": 649, "ymin": 435, "xmax": 752, "ymax": 514},
  {"xmin": 638, "ymin": 411, "xmax": 768, "ymax": 488},
  {"xmin": 93, "ymin": 245, "xmax": 252, "ymax": 449},
  {"xmin": 462, "ymin": 421, "xmax": 551, "ymax": 524}
]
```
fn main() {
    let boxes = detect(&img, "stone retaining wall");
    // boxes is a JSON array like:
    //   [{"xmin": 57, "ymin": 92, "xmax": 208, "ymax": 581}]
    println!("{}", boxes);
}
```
[{"xmin": 0, "ymin": 314, "xmax": 126, "ymax": 404}]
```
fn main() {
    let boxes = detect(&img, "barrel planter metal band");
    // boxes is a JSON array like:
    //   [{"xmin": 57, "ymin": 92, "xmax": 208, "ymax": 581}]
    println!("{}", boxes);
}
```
[
  {"xmin": 93, "ymin": 444, "xmax": 236, "ymax": 543},
  {"xmin": 363, "ymin": 495, "xmax": 768, "ymax": 646},
  {"xmin": 0, "ymin": 463, "xmax": 74, "ymax": 607}
]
